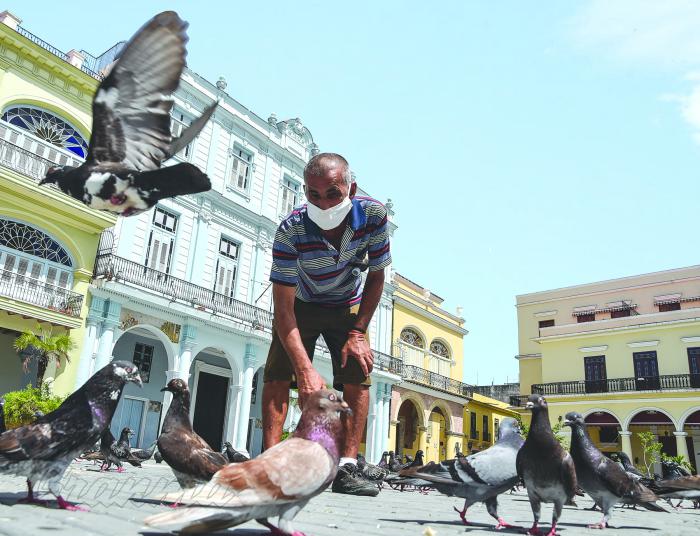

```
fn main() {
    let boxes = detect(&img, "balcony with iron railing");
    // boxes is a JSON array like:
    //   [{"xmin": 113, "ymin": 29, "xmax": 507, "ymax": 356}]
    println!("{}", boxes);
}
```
[
  {"xmin": 509, "ymin": 374, "xmax": 700, "ymax": 406},
  {"xmin": 93, "ymin": 253, "xmax": 273, "ymax": 331},
  {"xmin": 393, "ymin": 340, "xmax": 452, "ymax": 377},
  {"xmin": 0, "ymin": 269, "xmax": 84, "ymax": 318},
  {"xmin": 15, "ymin": 26, "xmax": 104, "ymax": 81},
  {"xmin": 0, "ymin": 121, "xmax": 84, "ymax": 184}
]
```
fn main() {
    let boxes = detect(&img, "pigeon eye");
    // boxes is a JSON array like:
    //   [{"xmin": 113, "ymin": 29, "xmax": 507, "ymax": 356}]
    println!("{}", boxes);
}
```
[{"xmin": 328, "ymin": 393, "xmax": 336, "ymax": 401}]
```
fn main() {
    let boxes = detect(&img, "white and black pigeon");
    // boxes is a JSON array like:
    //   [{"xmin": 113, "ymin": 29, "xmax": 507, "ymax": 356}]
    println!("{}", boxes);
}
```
[
  {"xmin": 0, "ymin": 361, "xmax": 142, "ymax": 510},
  {"xmin": 144, "ymin": 388, "xmax": 351, "ymax": 535},
  {"xmin": 517, "ymin": 395, "xmax": 578, "ymax": 536},
  {"xmin": 402, "ymin": 417, "xmax": 524, "ymax": 530},
  {"xmin": 564, "ymin": 412, "xmax": 666, "ymax": 529},
  {"xmin": 39, "ymin": 11, "xmax": 215, "ymax": 216},
  {"xmin": 156, "ymin": 379, "xmax": 228, "ymax": 492}
]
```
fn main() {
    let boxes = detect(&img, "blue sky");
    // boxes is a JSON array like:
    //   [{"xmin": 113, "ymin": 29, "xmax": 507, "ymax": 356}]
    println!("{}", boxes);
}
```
[{"xmin": 10, "ymin": 1, "xmax": 700, "ymax": 384}]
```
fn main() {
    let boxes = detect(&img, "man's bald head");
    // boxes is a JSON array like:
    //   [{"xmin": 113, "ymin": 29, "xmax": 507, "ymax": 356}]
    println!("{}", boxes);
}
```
[{"xmin": 304, "ymin": 153, "xmax": 354, "ymax": 186}]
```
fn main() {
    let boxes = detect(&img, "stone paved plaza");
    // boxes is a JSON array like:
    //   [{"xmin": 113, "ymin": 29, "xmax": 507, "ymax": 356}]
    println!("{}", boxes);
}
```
[{"xmin": 0, "ymin": 460, "xmax": 698, "ymax": 536}]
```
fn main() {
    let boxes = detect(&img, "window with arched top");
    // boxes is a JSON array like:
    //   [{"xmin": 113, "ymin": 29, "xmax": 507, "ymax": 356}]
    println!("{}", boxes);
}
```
[
  {"xmin": 430, "ymin": 339, "xmax": 450, "ymax": 359},
  {"xmin": 1, "ymin": 106, "xmax": 88, "ymax": 158},
  {"xmin": 400, "ymin": 327, "xmax": 424, "ymax": 348},
  {"xmin": 0, "ymin": 219, "xmax": 73, "ymax": 289}
]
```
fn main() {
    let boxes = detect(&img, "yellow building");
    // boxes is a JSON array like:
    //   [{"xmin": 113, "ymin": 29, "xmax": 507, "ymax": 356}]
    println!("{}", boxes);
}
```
[
  {"xmin": 514, "ymin": 265, "xmax": 700, "ymax": 473},
  {"xmin": 465, "ymin": 393, "xmax": 517, "ymax": 453},
  {"xmin": 386, "ymin": 272, "xmax": 514, "ymax": 463},
  {"xmin": 0, "ymin": 11, "xmax": 115, "ymax": 396}
]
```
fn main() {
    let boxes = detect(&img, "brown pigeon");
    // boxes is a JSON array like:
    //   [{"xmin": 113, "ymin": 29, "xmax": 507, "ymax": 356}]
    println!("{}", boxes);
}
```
[
  {"xmin": 156, "ymin": 379, "xmax": 228, "ymax": 490},
  {"xmin": 143, "ymin": 388, "xmax": 351, "ymax": 534}
]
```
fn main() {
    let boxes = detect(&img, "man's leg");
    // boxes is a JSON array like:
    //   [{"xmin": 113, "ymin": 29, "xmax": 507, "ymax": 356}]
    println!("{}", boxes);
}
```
[
  {"xmin": 262, "ymin": 380, "xmax": 291, "ymax": 450},
  {"xmin": 340, "ymin": 383, "xmax": 370, "ymax": 459}
]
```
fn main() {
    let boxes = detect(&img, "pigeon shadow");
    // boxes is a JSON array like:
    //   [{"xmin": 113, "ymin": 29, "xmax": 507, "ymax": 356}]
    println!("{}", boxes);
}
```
[
  {"xmin": 558, "ymin": 522, "xmax": 660, "ymax": 531},
  {"xmin": 377, "ymin": 518, "xmax": 524, "ymax": 532},
  {"xmin": 141, "ymin": 529, "xmax": 269, "ymax": 536}
]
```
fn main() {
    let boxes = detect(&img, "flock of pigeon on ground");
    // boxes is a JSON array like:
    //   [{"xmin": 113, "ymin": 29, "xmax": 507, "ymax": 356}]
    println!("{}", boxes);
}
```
[
  {"xmin": 0, "ymin": 8, "xmax": 698, "ymax": 536},
  {"xmin": 1, "ymin": 361, "xmax": 699, "ymax": 535}
]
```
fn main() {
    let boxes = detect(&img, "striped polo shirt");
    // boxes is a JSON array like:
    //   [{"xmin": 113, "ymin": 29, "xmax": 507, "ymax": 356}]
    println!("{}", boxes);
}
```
[{"xmin": 270, "ymin": 196, "xmax": 392, "ymax": 307}]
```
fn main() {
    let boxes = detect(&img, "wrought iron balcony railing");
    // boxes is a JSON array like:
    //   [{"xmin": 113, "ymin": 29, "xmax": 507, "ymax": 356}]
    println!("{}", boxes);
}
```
[
  {"xmin": 508, "ymin": 374, "xmax": 700, "ymax": 405},
  {"xmin": 16, "ymin": 26, "xmax": 104, "ymax": 81},
  {"xmin": 93, "ymin": 253, "xmax": 273, "ymax": 331},
  {"xmin": 401, "ymin": 362, "xmax": 473, "ymax": 398},
  {"xmin": 373, "ymin": 350, "xmax": 404, "ymax": 376},
  {"xmin": 531, "ymin": 374, "xmax": 700, "ymax": 395},
  {"xmin": 0, "ymin": 269, "xmax": 84, "ymax": 317}
]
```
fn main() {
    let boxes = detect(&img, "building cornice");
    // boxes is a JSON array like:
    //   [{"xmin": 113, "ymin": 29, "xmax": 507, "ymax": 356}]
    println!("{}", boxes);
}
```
[
  {"xmin": 393, "ymin": 294, "xmax": 467, "ymax": 335},
  {"xmin": 533, "ymin": 316, "xmax": 700, "ymax": 343}
]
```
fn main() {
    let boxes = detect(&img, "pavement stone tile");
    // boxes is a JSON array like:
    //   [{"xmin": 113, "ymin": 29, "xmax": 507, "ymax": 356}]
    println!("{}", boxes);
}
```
[{"xmin": 0, "ymin": 460, "xmax": 698, "ymax": 535}]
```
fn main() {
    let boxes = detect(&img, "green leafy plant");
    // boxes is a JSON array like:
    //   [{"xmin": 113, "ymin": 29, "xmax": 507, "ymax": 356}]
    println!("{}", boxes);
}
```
[
  {"xmin": 3, "ymin": 382, "xmax": 66, "ymax": 429},
  {"xmin": 661, "ymin": 452, "xmax": 694, "ymax": 474},
  {"xmin": 13, "ymin": 327, "xmax": 75, "ymax": 388},
  {"xmin": 637, "ymin": 431, "xmax": 663, "ymax": 477}
]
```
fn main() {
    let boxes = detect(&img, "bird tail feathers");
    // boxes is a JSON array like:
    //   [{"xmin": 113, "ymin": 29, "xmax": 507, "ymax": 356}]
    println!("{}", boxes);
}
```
[
  {"xmin": 159, "ymin": 479, "xmax": 251, "ymax": 508},
  {"xmin": 143, "ymin": 507, "xmax": 250, "ymax": 534}
]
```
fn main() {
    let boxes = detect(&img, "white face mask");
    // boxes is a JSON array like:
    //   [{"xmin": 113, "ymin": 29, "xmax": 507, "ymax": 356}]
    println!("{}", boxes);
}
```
[{"xmin": 306, "ymin": 196, "xmax": 353, "ymax": 230}]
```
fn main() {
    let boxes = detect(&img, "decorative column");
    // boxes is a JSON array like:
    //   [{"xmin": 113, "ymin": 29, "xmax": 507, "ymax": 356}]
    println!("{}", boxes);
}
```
[
  {"xmin": 94, "ymin": 300, "xmax": 121, "ymax": 372},
  {"xmin": 226, "ymin": 383, "xmax": 243, "ymax": 445},
  {"xmin": 74, "ymin": 296, "xmax": 105, "ymax": 389},
  {"xmin": 234, "ymin": 343, "xmax": 257, "ymax": 453},
  {"xmin": 620, "ymin": 431, "xmax": 633, "ymax": 460},
  {"xmin": 364, "ymin": 385, "xmax": 378, "ymax": 463},
  {"xmin": 674, "ymin": 431, "xmax": 690, "ymax": 463},
  {"xmin": 379, "ymin": 383, "xmax": 392, "ymax": 458},
  {"xmin": 176, "ymin": 325, "xmax": 197, "ymax": 380},
  {"xmin": 369, "ymin": 382, "xmax": 384, "ymax": 462},
  {"xmin": 417, "ymin": 425, "xmax": 429, "ymax": 454}
]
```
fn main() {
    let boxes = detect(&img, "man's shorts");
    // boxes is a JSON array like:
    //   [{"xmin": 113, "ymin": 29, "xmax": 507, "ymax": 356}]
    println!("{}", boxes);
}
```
[{"xmin": 263, "ymin": 299, "xmax": 371, "ymax": 390}]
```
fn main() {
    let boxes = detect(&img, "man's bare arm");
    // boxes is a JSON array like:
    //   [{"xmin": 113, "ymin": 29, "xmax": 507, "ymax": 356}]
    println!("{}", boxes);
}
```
[{"xmin": 272, "ymin": 283, "xmax": 325, "ymax": 401}]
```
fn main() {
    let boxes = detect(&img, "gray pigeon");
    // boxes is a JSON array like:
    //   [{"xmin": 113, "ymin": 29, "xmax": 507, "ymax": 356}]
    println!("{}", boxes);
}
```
[
  {"xmin": 157, "ymin": 379, "xmax": 229, "ymax": 492},
  {"xmin": 144, "ymin": 389, "xmax": 351, "ymax": 534},
  {"xmin": 654, "ymin": 475, "xmax": 700, "ymax": 502},
  {"xmin": 405, "ymin": 417, "xmax": 524, "ymax": 529},
  {"xmin": 102, "ymin": 427, "xmax": 142, "ymax": 472},
  {"xmin": 39, "ymin": 11, "xmax": 215, "ymax": 216},
  {"xmin": 222, "ymin": 442, "xmax": 249, "ymax": 464},
  {"xmin": 564, "ymin": 412, "xmax": 666, "ymax": 529},
  {"xmin": 0, "ymin": 361, "xmax": 142, "ymax": 510},
  {"xmin": 131, "ymin": 441, "xmax": 157, "ymax": 461},
  {"xmin": 517, "ymin": 395, "xmax": 577, "ymax": 536}
]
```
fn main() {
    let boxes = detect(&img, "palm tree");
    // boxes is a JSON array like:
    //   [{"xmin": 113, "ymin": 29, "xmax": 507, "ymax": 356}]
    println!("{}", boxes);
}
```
[{"xmin": 13, "ymin": 328, "xmax": 75, "ymax": 388}]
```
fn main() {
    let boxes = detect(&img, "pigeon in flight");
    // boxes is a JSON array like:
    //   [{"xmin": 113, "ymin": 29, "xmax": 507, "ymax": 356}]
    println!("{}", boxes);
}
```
[
  {"xmin": 39, "ymin": 11, "xmax": 215, "ymax": 216},
  {"xmin": 0, "ymin": 361, "xmax": 142, "ymax": 510},
  {"xmin": 144, "ymin": 389, "xmax": 352, "ymax": 534},
  {"xmin": 404, "ymin": 417, "xmax": 524, "ymax": 530},
  {"xmin": 156, "ymin": 379, "xmax": 228, "ymax": 491},
  {"xmin": 564, "ymin": 412, "xmax": 666, "ymax": 529},
  {"xmin": 517, "ymin": 395, "xmax": 577, "ymax": 536}
]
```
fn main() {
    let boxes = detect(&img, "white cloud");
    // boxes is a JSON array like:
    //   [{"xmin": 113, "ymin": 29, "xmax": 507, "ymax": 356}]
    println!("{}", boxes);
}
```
[
  {"xmin": 570, "ymin": 1, "xmax": 700, "ymax": 144},
  {"xmin": 570, "ymin": 0, "xmax": 700, "ymax": 68}
]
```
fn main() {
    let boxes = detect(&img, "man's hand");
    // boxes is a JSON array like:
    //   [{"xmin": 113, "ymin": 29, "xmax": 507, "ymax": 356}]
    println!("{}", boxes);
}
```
[
  {"xmin": 296, "ymin": 367, "xmax": 326, "ymax": 408},
  {"xmin": 341, "ymin": 331, "xmax": 374, "ymax": 377}
]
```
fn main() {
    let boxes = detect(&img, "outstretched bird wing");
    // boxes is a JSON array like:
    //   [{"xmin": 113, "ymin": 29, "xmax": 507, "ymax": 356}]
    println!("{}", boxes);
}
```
[{"xmin": 87, "ymin": 11, "xmax": 187, "ymax": 171}]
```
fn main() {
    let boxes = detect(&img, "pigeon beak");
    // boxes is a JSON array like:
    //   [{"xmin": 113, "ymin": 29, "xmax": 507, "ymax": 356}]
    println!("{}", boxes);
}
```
[
  {"xmin": 340, "ymin": 401, "xmax": 352, "ymax": 416},
  {"xmin": 159, "ymin": 386, "xmax": 169, "ymax": 392},
  {"xmin": 129, "ymin": 373, "xmax": 143, "ymax": 387},
  {"xmin": 563, "ymin": 419, "xmax": 572, "ymax": 427},
  {"xmin": 525, "ymin": 401, "xmax": 534, "ymax": 409}
]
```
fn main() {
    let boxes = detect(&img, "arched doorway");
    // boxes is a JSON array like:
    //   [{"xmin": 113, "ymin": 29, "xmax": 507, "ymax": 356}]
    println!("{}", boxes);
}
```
[
  {"xmin": 427, "ymin": 406, "xmax": 448, "ymax": 463},
  {"xmin": 628, "ymin": 409, "xmax": 676, "ymax": 475},
  {"xmin": 682, "ymin": 409, "xmax": 700, "ymax": 474},
  {"xmin": 584, "ymin": 411, "xmax": 621, "ymax": 454},
  {"xmin": 189, "ymin": 348, "xmax": 233, "ymax": 452},
  {"xmin": 396, "ymin": 398, "xmax": 422, "ymax": 460},
  {"xmin": 110, "ymin": 325, "xmax": 172, "ymax": 448}
]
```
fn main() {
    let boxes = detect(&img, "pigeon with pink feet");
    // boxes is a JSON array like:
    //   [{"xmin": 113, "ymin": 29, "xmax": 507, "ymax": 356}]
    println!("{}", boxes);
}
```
[
  {"xmin": 144, "ymin": 389, "xmax": 351, "ymax": 535},
  {"xmin": 0, "ymin": 361, "xmax": 142, "ymax": 511},
  {"xmin": 517, "ymin": 395, "xmax": 578, "ymax": 536}
]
